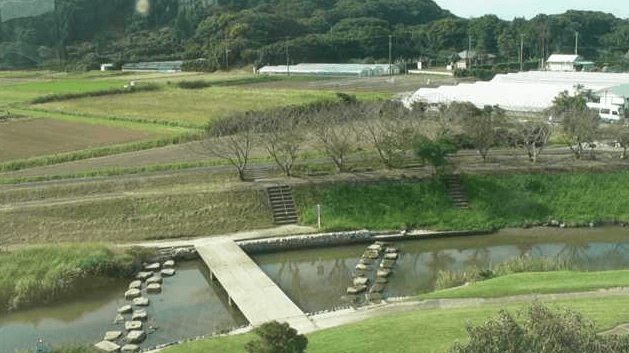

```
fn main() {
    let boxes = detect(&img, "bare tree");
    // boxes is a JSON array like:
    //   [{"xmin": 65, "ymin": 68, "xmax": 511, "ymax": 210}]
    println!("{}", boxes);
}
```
[
  {"xmin": 362, "ymin": 101, "xmax": 419, "ymax": 168},
  {"xmin": 257, "ymin": 109, "xmax": 303, "ymax": 176},
  {"xmin": 312, "ymin": 103, "xmax": 362, "ymax": 173},
  {"xmin": 462, "ymin": 104, "xmax": 504, "ymax": 162},
  {"xmin": 517, "ymin": 121, "xmax": 553, "ymax": 163},
  {"xmin": 547, "ymin": 88, "xmax": 600, "ymax": 160},
  {"xmin": 199, "ymin": 111, "xmax": 255, "ymax": 181}
]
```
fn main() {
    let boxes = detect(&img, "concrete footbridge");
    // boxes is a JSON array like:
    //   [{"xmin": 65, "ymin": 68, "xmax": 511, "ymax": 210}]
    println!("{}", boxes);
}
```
[{"xmin": 195, "ymin": 237, "xmax": 318, "ymax": 333}]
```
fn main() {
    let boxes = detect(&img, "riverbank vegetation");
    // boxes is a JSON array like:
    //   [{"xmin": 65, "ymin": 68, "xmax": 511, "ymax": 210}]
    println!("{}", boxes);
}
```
[
  {"xmin": 0, "ymin": 244, "xmax": 151, "ymax": 313},
  {"xmin": 426, "ymin": 270, "xmax": 629, "ymax": 299},
  {"xmin": 162, "ymin": 296, "xmax": 629, "ymax": 353},
  {"xmin": 295, "ymin": 170, "xmax": 629, "ymax": 231}
]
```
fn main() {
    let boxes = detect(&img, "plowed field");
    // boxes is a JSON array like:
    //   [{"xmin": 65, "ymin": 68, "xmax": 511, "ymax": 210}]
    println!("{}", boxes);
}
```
[{"xmin": 0, "ymin": 118, "xmax": 152, "ymax": 162}]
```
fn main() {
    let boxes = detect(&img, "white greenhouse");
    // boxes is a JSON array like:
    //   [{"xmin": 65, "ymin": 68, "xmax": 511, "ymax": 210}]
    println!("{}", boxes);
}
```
[
  {"xmin": 258, "ymin": 63, "xmax": 400, "ymax": 77},
  {"xmin": 404, "ymin": 71, "xmax": 629, "ymax": 117}
]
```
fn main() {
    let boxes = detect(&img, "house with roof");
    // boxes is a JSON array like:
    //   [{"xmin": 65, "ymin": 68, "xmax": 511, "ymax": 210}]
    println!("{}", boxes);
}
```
[
  {"xmin": 545, "ymin": 54, "xmax": 595, "ymax": 72},
  {"xmin": 454, "ymin": 50, "xmax": 496, "ymax": 69}
]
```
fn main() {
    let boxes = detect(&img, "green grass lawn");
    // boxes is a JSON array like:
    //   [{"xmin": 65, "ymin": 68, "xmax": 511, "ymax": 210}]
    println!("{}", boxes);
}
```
[
  {"xmin": 35, "ymin": 86, "xmax": 389, "ymax": 127},
  {"xmin": 295, "ymin": 171, "xmax": 629, "ymax": 231},
  {"xmin": 162, "ymin": 296, "xmax": 629, "ymax": 353},
  {"xmin": 420, "ymin": 270, "xmax": 629, "ymax": 299}
]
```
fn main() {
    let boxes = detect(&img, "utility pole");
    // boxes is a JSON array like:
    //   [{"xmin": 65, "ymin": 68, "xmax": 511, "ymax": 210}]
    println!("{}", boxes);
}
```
[
  {"xmin": 575, "ymin": 31, "xmax": 578, "ymax": 55},
  {"xmin": 468, "ymin": 35, "xmax": 472, "ymax": 68},
  {"xmin": 388, "ymin": 35, "xmax": 392, "ymax": 77},
  {"xmin": 225, "ymin": 47, "xmax": 229, "ymax": 71},
  {"xmin": 286, "ymin": 42, "xmax": 290, "ymax": 76},
  {"xmin": 519, "ymin": 34, "xmax": 524, "ymax": 71}
]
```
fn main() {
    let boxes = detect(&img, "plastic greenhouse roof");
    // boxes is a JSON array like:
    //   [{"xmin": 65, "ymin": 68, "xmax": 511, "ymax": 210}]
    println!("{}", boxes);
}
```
[{"xmin": 404, "ymin": 71, "xmax": 629, "ymax": 112}]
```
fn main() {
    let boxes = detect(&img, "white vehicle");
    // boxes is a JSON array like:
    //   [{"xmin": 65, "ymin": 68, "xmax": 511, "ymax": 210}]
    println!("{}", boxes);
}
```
[{"xmin": 586, "ymin": 102, "xmax": 624, "ymax": 121}]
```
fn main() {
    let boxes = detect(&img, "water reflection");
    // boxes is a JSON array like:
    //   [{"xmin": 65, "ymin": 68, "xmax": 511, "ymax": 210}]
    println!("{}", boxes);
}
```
[
  {"xmin": 251, "ymin": 227, "xmax": 629, "ymax": 312},
  {"xmin": 0, "ymin": 261, "xmax": 247, "ymax": 353}
]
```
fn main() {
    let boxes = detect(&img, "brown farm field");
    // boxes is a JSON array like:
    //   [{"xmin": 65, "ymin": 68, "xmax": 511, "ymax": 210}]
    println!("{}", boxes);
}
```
[{"xmin": 0, "ymin": 118, "xmax": 153, "ymax": 162}]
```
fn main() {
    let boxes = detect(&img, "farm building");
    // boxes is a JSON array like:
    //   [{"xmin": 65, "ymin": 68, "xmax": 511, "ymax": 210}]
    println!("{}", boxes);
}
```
[
  {"xmin": 258, "ymin": 63, "xmax": 401, "ymax": 77},
  {"xmin": 403, "ymin": 71, "xmax": 629, "ymax": 119},
  {"xmin": 545, "ymin": 54, "xmax": 595, "ymax": 72},
  {"xmin": 455, "ymin": 50, "xmax": 497, "ymax": 69},
  {"xmin": 122, "ymin": 61, "xmax": 183, "ymax": 73}
]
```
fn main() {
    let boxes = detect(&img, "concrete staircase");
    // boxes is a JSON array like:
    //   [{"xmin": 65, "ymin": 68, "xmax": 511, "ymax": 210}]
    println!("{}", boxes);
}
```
[
  {"xmin": 243, "ymin": 166, "xmax": 269, "ymax": 181},
  {"xmin": 442, "ymin": 174, "xmax": 470, "ymax": 210},
  {"xmin": 267, "ymin": 185, "xmax": 299, "ymax": 225}
]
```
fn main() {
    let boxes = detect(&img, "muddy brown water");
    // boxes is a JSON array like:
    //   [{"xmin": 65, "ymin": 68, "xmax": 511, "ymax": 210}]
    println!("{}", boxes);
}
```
[
  {"xmin": 0, "ymin": 261, "xmax": 247, "ymax": 353},
  {"xmin": 2, "ymin": 227, "xmax": 629, "ymax": 352}
]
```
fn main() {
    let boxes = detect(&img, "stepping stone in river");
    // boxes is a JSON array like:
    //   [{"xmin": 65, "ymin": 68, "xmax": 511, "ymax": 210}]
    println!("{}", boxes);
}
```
[
  {"xmin": 126, "ymin": 330, "xmax": 146, "ymax": 344},
  {"xmin": 377, "ymin": 269, "xmax": 392, "ymax": 277},
  {"xmin": 355, "ymin": 263, "xmax": 370, "ymax": 271},
  {"xmin": 94, "ymin": 340, "xmax": 120, "ymax": 353},
  {"xmin": 121, "ymin": 344, "xmax": 140, "ymax": 353},
  {"xmin": 363, "ymin": 250, "xmax": 380, "ymax": 259},
  {"xmin": 114, "ymin": 314, "xmax": 125, "ymax": 323},
  {"xmin": 163, "ymin": 260, "xmax": 175, "ymax": 268},
  {"xmin": 124, "ymin": 289, "xmax": 141, "ymax": 300},
  {"xmin": 117, "ymin": 305, "xmax": 132, "ymax": 314},
  {"xmin": 146, "ymin": 275, "xmax": 163, "ymax": 284},
  {"xmin": 128, "ymin": 280, "xmax": 142, "ymax": 290},
  {"xmin": 346, "ymin": 285, "xmax": 367, "ymax": 294},
  {"xmin": 353, "ymin": 277, "xmax": 369, "ymax": 286},
  {"xmin": 160, "ymin": 268, "xmax": 175, "ymax": 277},
  {"xmin": 132, "ymin": 310, "xmax": 147, "ymax": 321},
  {"xmin": 384, "ymin": 253, "xmax": 398, "ymax": 260},
  {"xmin": 368, "ymin": 292, "xmax": 383, "ymax": 303},
  {"xmin": 135, "ymin": 271, "xmax": 153, "ymax": 281},
  {"xmin": 104, "ymin": 331, "xmax": 122, "ymax": 341},
  {"xmin": 125, "ymin": 320, "xmax": 143, "ymax": 331},
  {"xmin": 359, "ymin": 257, "xmax": 374, "ymax": 265},
  {"xmin": 370, "ymin": 283, "xmax": 385, "ymax": 293},
  {"xmin": 380, "ymin": 259, "xmax": 396, "ymax": 269},
  {"xmin": 145, "ymin": 262, "xmax": 160, "ymax": 271},
  {"xmin": 367, "ymin": 244, "xmax": 382, "ymax": 251},
  {"xmin": 385, "ymin": 247, "xmax": 398, "ymax": 253},
  {"xmin": 133, "ymin": 297, "xmax": 149, "ymax": 306},
  {"xmin": 146, "ymin": 283, "xmax": 162, "ymax": 294},
  {"xmin": 376, "ymin": 276, "xmax": 388, "ymax": 284}
]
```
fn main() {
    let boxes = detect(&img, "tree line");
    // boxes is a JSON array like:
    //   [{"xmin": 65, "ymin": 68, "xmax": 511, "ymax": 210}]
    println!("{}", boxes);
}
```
[
  {"xmin": 2, "ymin": 0, "xmax": 629, "ymax": 70},
  {"xmin": 196, "ymin": 90, "xmax": 629, "ymax": 181}
]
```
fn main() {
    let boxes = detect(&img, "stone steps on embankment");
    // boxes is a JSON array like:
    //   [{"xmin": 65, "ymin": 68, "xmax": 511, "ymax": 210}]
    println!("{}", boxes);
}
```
[
  {"xmin": 442, "ymin": 174, "xmax": 470, "ymax": 210},
  {"xmin": 267, "ymin": 185, "xmax": 299, "ymax": 224}
]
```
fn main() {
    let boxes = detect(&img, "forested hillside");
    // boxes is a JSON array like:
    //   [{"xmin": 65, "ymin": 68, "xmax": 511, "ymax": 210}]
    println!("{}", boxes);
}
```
[{"xmin": 1, "ymin": 0, "xmax": 628, "ymax": 71}]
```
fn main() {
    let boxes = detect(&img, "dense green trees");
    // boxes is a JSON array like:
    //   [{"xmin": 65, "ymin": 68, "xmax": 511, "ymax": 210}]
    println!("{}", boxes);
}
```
[{"xmin": 1, "ymin": 0, "xmax": 629, "ymax": 70}]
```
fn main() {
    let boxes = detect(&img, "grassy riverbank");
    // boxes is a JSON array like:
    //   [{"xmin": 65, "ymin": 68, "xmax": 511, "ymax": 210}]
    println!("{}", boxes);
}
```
[
  {"xmin": 0, "ymin": 244, "xmax": 149, "ymax": 313},
  {"xmin": 295, "ymin": 171, "xmax": 629, "ymax": 231},
  {"xmin": 162, "ymin": 295, "xmax": 629, "ymax": 353},
  {"xmin": 423, "ymin": 270, "xmax": 629, "ymax": 299}
]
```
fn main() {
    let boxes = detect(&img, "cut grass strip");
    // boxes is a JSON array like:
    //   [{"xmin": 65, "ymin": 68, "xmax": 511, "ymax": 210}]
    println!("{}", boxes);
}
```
[
  {"xmin": 10, "ymin": 108, "xmax": 195, "ymax": 134},
  {"xmin": 421, "ymin": 270, "xmax": 629, "ymax": 299},
  {"xmin": 0, "ymin": 132, "xmax": 201, "ymax": 173},
  {"xmin": 162, "ymin": 296, "xmax": 629, "ymax": 353},
  {"xmin": 29, "ymin": 84, "xmax": 160, "ymax": 104}
]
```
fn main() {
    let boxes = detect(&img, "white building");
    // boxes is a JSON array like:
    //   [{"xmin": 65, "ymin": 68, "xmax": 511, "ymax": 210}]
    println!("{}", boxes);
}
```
[
  {"xmin": 545, "ymin": 54, "xmax": 595, "ymax": 72},
  {"xmin": 403, "ymin": 71, "xmax": 629, "ymax": 120}
]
